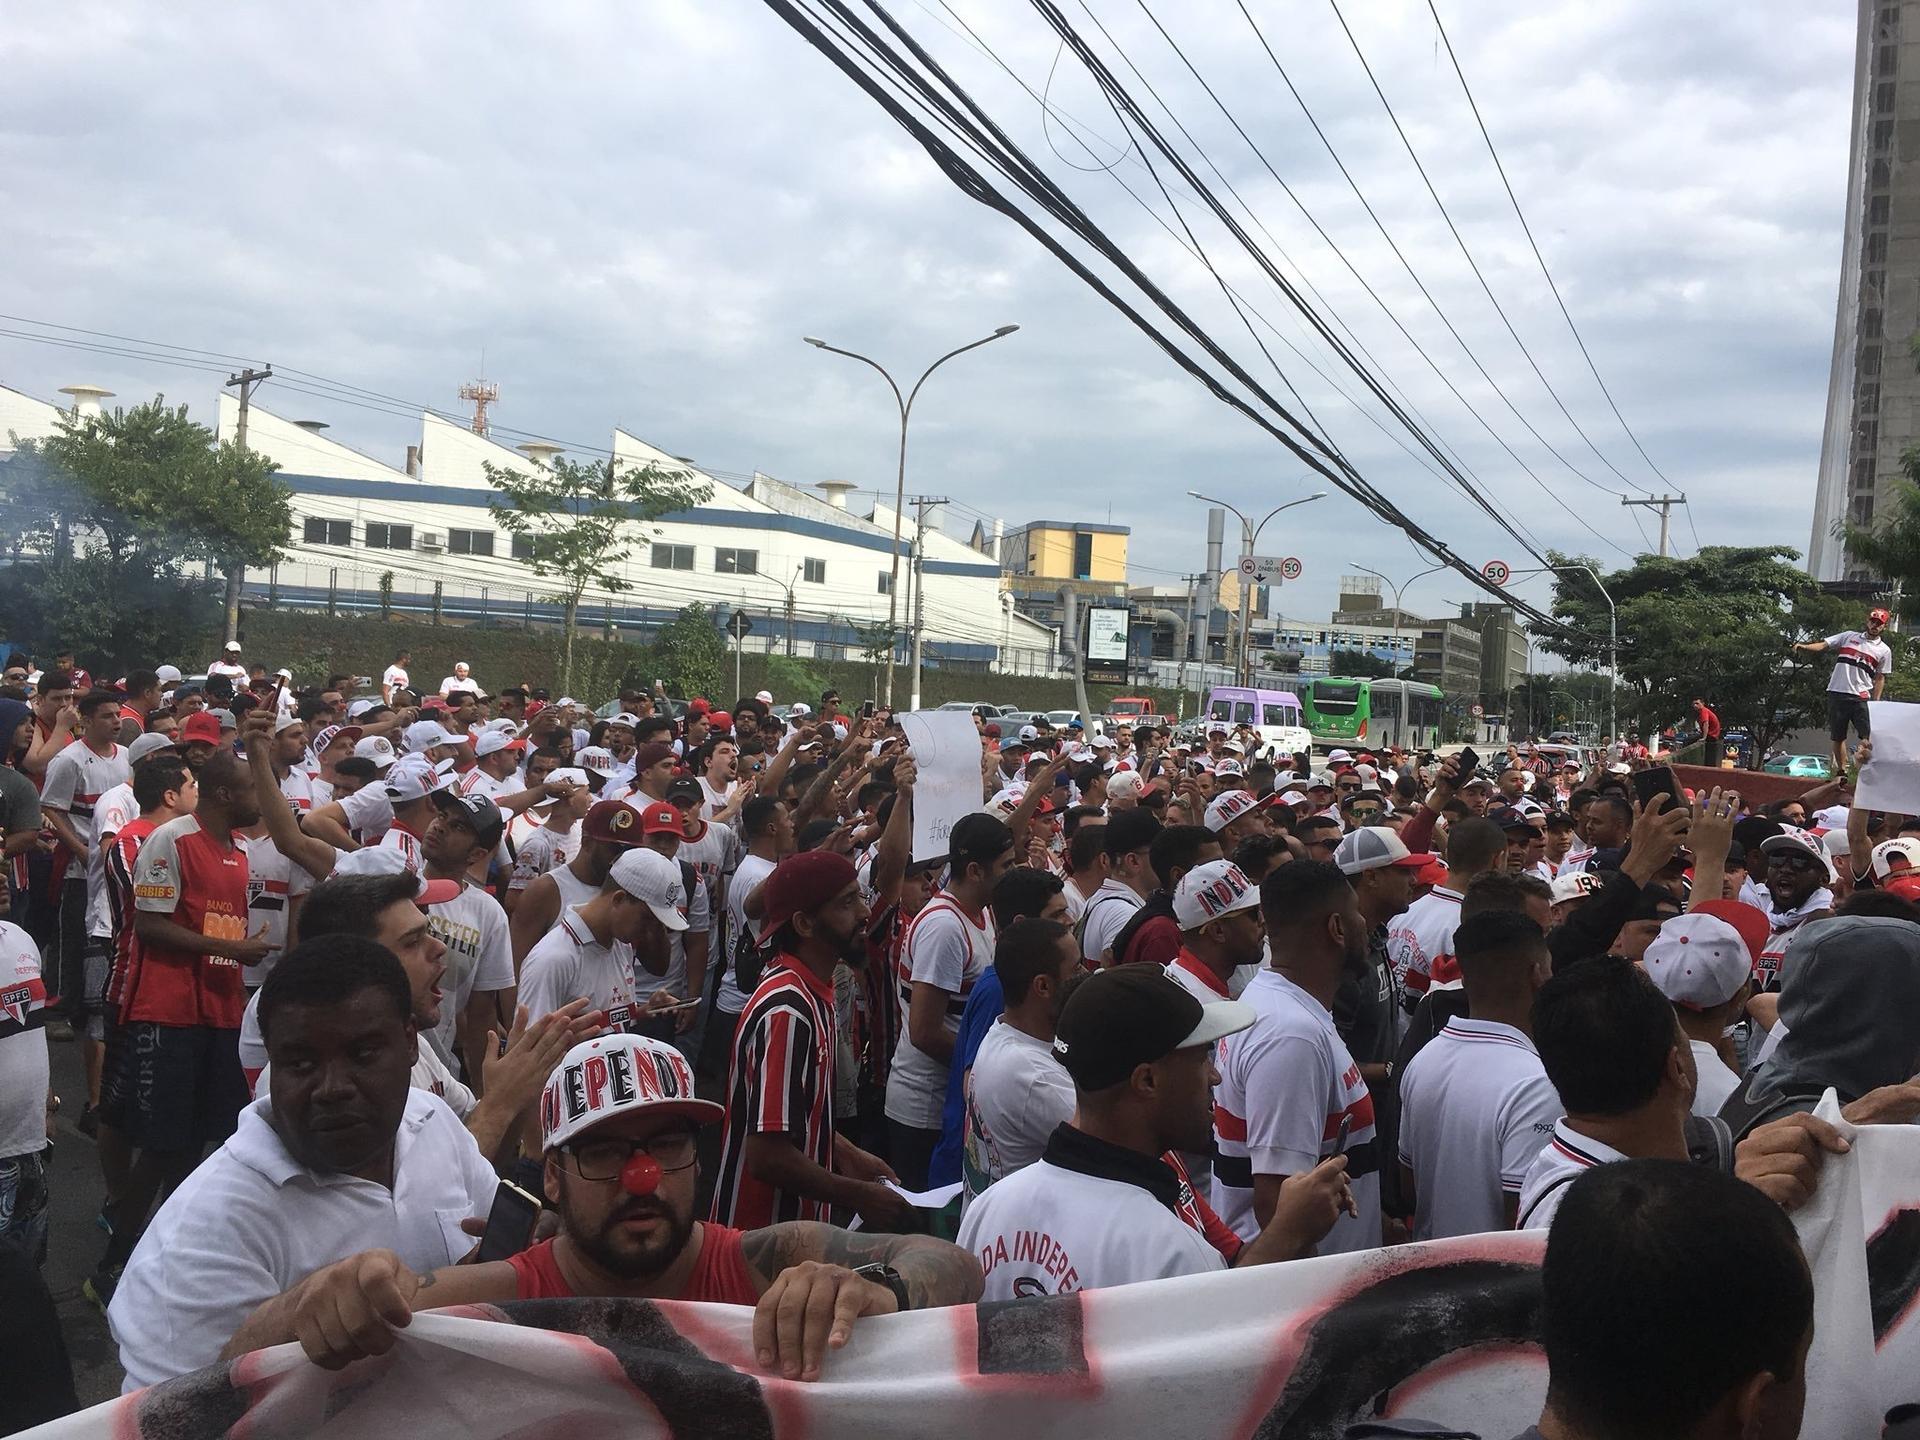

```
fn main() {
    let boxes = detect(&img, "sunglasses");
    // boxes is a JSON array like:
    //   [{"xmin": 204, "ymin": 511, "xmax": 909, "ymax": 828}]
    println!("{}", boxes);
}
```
[
  {"xmin": 1767, "ymin": 852, "xmax": 1818, "ymax": 873},
  {"xmin": 1307, "ymin": 836, "xmax": 1340, "ymax": 851},
  {"xmin": 1349, "ymin": 806, "xmax": 1382, "ymax": 820}
]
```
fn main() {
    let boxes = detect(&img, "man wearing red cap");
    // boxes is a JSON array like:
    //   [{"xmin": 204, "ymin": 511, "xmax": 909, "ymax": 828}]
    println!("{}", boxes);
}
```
[
  {"xmin": 1794, "ymin": 606, "xmax": 1893, "ymax": 774},
  {"xmin": 712, "ymin": 850, "xmax": 911, "ymax": 1231},
  {"xmin": 225, "ymin": 1032, "xmax": 983, "ymax": 1384}
]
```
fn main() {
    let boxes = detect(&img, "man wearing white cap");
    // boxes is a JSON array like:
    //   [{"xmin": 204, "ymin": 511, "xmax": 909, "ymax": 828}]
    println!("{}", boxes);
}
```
[
  {"xmin": 1202, "ymin": 788, "xmax": 1274, "ymax": 850},
  {"xmin": 1754, "ymin": 827, "xmax": 1836, "ymax": 989},
  {"xmin": 1332, "ymin": 827, "xmax": 1432, "ymax": 1091},
  {"xmin": 438, "ymin": 662, "xmax": 480, "ymax": 700},
  {"xmin": 505, "ymin": 768, "xmax": 593, "ymax": 909},
  {"xmin": 1166, "ymin": 859, "xmax": 1266, "ymax": 1009},
  {"xmin": 207, "ymin": 640, "xmax": 247, "ymax": 684},
  {"xmin": 1642, "ymin": 913, "xmax": 1751, "ymax": 1117},
  {"xmin": 225, "ymin": 1031, "xmax": 983, "ymax": 1383},
  {"xmin": 519, "ymin": 847, "xmax": 686, "ymax": 1041},
  {"xmin": 403, "ymin": 718, "xmax": 463, "ymax": 765}
]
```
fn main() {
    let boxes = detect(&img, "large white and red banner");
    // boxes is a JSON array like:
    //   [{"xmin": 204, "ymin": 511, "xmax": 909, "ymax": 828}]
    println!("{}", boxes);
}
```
[{"xmin": 26, "ymin": 1095, "xmax": 1920, "ymax": 1439}]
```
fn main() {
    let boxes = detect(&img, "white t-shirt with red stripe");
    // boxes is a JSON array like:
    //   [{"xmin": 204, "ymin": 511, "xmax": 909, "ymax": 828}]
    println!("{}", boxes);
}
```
[
  {"xmin": 1825, "ymin": 631, "xmax": 1893, "ymax": 697},
  {"xmin": 41, "ymin": 738, "xmax": 129, "ymax": 852},
  {"xmin": 0, "ymin": 920, "xmax": 50, "ymax": 1160},
  {"xmin": 1395, "ymin": 1017, "xmax": 1561, "ymax": 1240},
  {"xmin": 519, "ymin": 905, "xmax": 641, "ymax": 1032},
  {"xmin": 1386, "ymin": 886, "xmax": 1464, "ymax": 1003},
  {"xmin": 884, "ymin": 895, "xmax": 996, "ymax": 1130},
  {"xmin": 1211, "ymin": 966, "xmax": 1380, "ymax": 1253},
  {"xmin": 87, "ymin": 780, "xmax": 141, "ymax": 939},
  {"xmin": 240, "ymin": 834, "xmax": 314, "ymax": 987}
]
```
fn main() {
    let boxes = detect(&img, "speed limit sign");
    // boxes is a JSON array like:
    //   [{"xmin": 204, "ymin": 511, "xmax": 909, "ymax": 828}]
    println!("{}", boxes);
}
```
[
  {"xmin": 1279, "ymin": 556, "xmax": 1303, "ymax": 581},
  {"xmin": 1481, "ymin": 558, "xmax": 1511, "ymax": 587},
  {"xmin": 1470, "ymin": 703, "xmax": 1485, "ymax": 717}
]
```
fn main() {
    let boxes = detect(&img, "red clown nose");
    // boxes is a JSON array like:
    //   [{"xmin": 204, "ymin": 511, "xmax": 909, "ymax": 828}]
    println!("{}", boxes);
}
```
[{"xmin": 622, "ymin": 1152, "xmax": 662, "ymax": 1197}]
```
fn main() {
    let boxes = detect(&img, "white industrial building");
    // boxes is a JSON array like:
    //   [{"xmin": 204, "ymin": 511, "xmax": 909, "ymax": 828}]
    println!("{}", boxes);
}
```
[{"xmin": 0, "ymin": 379, "xmax": 1060, "ymax": 674}]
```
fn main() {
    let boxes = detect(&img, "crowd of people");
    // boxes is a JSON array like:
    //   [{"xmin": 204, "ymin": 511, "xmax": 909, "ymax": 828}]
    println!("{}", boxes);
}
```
[{"xmin": 3, "ymin": 615, "xmax": 1918, "ymax": 1437}]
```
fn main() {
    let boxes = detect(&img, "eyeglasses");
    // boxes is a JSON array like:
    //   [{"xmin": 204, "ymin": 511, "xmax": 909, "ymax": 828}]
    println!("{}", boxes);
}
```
[
  {"xmin": 563, "ymin": 1128, "xmax": 698, "ymax": 1181},
  {"xmin": 1349, "ymin": 807, "xmax": 1382, "ymax": 820},
  {"xmin": 1767, "ymin": 852, "xmax": 1818, "ymax": 873}
]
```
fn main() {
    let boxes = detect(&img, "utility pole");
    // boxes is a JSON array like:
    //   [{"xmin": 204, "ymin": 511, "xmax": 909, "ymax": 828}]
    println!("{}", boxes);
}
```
[
  {"xmin": 908, "ymin": 495, "xmax": 949, "ymax": 711},
  {"xmin": 1177, "ymin": 572, "xmax": 1202, "ymax": 710},
  {"xmin": 1621, "ymin": 494, "xmax": 1686, "ymax": 557},
  {"xmin": 223, "ymin": 364, "xmax": 272, "ymax": 644}
]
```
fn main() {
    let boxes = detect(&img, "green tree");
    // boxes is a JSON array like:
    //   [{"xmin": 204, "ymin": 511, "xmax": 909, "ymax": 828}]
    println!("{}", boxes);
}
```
[
  {"xmin": 1, "ymin": 398, "xmax": 289, "ymax": 668},
  {"xmin": 852, "ymin": 620, "xmax": 898, "ymax": 669},
  {"xmin": 1327, "ymin": 647, "xmax": 1399, "ymax": 680},
  {"xmin": 654, "ymin": 603, "xmax": 727, "ymax": 700},
  {"xmin": 484, "ymin": 455, "xmax": 711, "ymax": 693},
  {"xmin": 1534, "ymin": 545, "xmax": 1850, "ymax": 753}
]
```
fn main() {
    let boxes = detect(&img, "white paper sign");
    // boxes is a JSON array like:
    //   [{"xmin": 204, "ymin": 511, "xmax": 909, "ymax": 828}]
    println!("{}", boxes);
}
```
[
  {"xmin": 1856, "ymin": 700, "xmax": 1920, "ymax": 815},
  {"xmin": 895, "ymin": 709, "xmax": 984, "ymax": 864}
]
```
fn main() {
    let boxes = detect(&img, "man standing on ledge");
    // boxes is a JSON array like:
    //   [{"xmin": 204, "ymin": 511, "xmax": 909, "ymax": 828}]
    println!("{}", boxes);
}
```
[{"xmin": 1793, "ymin": 606, "xmax": 1892, "ymax": 775}]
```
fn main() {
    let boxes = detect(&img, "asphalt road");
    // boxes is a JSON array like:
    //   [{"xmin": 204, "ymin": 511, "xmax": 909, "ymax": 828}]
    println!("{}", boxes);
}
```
[{"xmin": 43, "ymin": 1030, "xmax": 125, "ymax": 1413}]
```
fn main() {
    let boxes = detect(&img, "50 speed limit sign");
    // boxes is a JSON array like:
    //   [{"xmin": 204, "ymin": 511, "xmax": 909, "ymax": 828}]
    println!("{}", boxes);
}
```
[
  {"xmin": 1279, "ymin": 556, "xmax": 1303, "ymax": 581},
  {"xmin": 1481, "ymin": 558, "xmax": 1512, "ymax": 587}
]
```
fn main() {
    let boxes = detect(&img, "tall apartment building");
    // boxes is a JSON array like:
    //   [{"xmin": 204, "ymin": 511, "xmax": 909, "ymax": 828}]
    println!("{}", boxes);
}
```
[{"xmin": 1810, "ymin": 0, "xmax": 1916, "ymax": 581}]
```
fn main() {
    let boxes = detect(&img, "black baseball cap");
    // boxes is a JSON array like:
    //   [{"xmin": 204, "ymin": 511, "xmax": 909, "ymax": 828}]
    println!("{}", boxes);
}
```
[
  {"xmin": 1051, "ymin": 966, "xmax": 1254, "ymax": 1091},
  {"xmin": 665, "ymin": 775, "xmax": 705, "ymax": 807},
  {"xmin": 432, "ymin": 790, "xmax": 505, "ymax": 849},
  {"xmin": 948, "ymin": 812, "xmax": 1014, "ymax": 872}
]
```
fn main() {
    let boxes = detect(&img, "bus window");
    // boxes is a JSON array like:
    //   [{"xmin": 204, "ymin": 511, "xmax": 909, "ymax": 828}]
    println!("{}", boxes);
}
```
[
  {"xmin": 1233, "ymin": 702, "xmax": 1255, "ymax": 725},
  {"xmin": 1263, "ymin": 704, "xmax": 1294, "ymax": 727},
  {"xmin": 1312, "ymin": 680, "xmax": 1362, "ymax": 714},
  {"xmin": 1209, "ymin": 700, "xmax": 1232, "ymax": 721}
]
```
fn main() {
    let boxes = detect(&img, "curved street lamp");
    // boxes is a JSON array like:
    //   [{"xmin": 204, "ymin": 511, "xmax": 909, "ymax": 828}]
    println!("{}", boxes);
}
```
[
  {"xmin": 804, "ymin": 325, "xmax": 1020, "ymax": 706},
  {"xmin": 1187, "ymin": 489, "xmax": 1327, "ymax": 685}
]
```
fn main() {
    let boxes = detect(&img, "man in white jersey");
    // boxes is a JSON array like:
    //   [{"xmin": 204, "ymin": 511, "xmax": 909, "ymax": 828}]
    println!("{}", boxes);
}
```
[
  {"xmin": 632, "ymin": 800, "xmax": 712, "ymax": 1035},
  {"xmin": 508, "ymin": 799, "xmax": 643, "ymax": 965},
  {"xmin": 959, "ymin": 965, "xmax": 1350, "ymax": 1299},
  {"xmin": 418, "ymin": 792, "xmax": 517, "ymax": 1085},
  {"xmin": 438, "ymin": 662, "xmax": 480, "ymax": 699},
  {"xmin": 1641, "ymin": 911, "xmax": 1749, "ymax": 1118},
  {"xmin": 1517, "ymin": 957, "xmax": 1697, "ymax": 1230},
  {"xmin": 707, "ymin": 794, "xmax": 794, "ymax": 1084},
  {"xmin": 1794, "ymin": 605, "xmax": 1893, "ymax": 774},
  {"xmin": 1395, "ymin": 910, "xmax": 1560, "ymax": 1239},
  {"xmin": 1078, "ymin": 808, "xmax": 1160, "ymax": 966},
  {"xmin": 664, "ymin": 776, "xmax": 738, "ymax": 1061},
  {"xmin": 380, "ymin": 650, "xmax": 412, "ymax": 705},
  {"xmin": 1386, "ymin": 816, "xmax": 1503, "ymax": 1012},
  {"xmin": 208, "ymin": 641, "xmax": 248, "ymax": 685},
  {"xmin": 1214, "ymin": 859, "xmax": 1381, "ymax": 1253},
  {"xmin": 504, "ymin": 767, "xmax": 590, "ymax": 912},
  {"xmin": 884, "ymin": 812, "xmax": 1013, "ymax": 1190},
  {"xmin": 41, "ymin": 689, "xmax": 130, "ymax": 1076}
]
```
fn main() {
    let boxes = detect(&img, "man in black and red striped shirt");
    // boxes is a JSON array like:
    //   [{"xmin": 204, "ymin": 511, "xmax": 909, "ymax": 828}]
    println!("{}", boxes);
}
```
[{"xmin": 711, "ymin": 851, "xmax": 910, "ymax": 1232}]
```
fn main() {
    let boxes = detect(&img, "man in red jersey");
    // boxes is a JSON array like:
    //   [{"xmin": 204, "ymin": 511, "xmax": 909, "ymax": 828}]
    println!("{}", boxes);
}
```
[
  {"xmin": 223, "ymin": 1032, "xmax": 981, "ymax": 1383},
  {"xmin": 97, "ymin": 746, "xmax": 268, "ymax": 1288}
]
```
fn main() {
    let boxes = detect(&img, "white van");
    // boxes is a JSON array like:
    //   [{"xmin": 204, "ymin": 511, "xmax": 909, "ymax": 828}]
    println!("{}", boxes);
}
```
[{"xmin": 1203, "ymin": 685, "xmax": 1313, "ymax": 760}]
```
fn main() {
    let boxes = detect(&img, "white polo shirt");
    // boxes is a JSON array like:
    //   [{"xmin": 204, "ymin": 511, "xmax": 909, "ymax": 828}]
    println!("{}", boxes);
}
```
[
  {"xmin": 958, "ymin": 1141, "xmax": 1225, "ymax": 1300},
  {"xmin": 519, "ymin": 904, "xmax": 643, "ymax": 1032},
  {"xmin": 1396, "ymin": 1018, "xmax": 1562, "ymax": 1240},
  {"xmin": 1212, "ymin": 967, "xmax": 1380, "ymax": 1253},
  {"xmin": 423, "ymin": 881, "xmax": 514, "ymax": 1062},
  {"xmin": 1515, "ymin": 1120, "xmax": 1629, "ymax": 1230},
  {"xmin": 110, "ymin": 1090, "xmax": 497, "ymax": 1392}
]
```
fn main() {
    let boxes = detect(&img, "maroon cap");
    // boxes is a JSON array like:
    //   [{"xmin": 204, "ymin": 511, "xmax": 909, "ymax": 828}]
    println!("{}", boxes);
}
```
[
  {"xmin": 632, "ymin": 741, "xmax": 676, "ymax": 774},
  {"xmin": 582, "ymin": 799, "xmax": 643, "ymax": 847},
  {"xmin": 761, "ymin": 851, "xmax": 858, "ymax": 934}
]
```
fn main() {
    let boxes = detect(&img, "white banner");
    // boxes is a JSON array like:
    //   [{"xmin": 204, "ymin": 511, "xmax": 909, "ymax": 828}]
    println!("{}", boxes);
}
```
[
  {"xmin": 894, "ymin": 708, "xmax": 984, "ymax": 864},
  {"xmin": 1857, "ymin": 700, "xmax": 1920, "ymax": 815},
  {"xmin": 28, "ymin": 1103, "xmax": 1920, "ymax": 1440}
]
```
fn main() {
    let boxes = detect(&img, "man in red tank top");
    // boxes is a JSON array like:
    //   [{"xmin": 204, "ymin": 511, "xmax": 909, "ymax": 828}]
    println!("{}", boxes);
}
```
[{"xmin": 225, "ymin": 1033, "xmax": 982, "ymax": 1383}]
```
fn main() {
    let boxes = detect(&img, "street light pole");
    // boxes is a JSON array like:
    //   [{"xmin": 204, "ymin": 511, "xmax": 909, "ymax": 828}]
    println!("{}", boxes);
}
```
[
  {"xmin": 1187, "ymin": 489, "xmax": 1327, "ymax": 685},
  {"xmin": 1512, "ymin": 564, "xmax": 1618, "ymax": 742},
  {"xmin": 804, "ymin": 325, "xmax": 1019, "ymax": 708},
  {"xmin": 1346, "ymin": 559, "xmax": 1449, "ymax": 746}
]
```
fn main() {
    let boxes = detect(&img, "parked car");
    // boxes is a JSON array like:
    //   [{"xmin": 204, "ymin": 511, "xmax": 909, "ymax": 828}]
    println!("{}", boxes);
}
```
[
  {"xmin": 996, "ymin": 710, "xmax": 1038, "ymax": 731},
  {"xmin": 1761, "ymin": 754, "xmax": 1833, "ymax": 779},
  {"xmin": 936, "ymin": 701, "xmax": 1005, "ymax": 719}
]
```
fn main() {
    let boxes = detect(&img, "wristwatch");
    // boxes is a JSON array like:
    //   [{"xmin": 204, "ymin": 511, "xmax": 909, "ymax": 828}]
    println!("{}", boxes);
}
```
[{"xmin": 851, "ymin": 1262, "xmax": 912, "ymax": 1312}]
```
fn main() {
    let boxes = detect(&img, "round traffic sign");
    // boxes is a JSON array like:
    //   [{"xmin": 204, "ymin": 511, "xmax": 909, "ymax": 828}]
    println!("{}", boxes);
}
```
[
  {"xmin": 1481, "ymin": 559, "xmax": 1511, "ymax": 587},
  {"xmin": 1279, "ymin": 556, "xmax": 1303, "ymax": 581},
  {"xmin": 1470, "ymin": 703, "xmax": 1485, "ymax": 717},
  {"xmin": 1238, "ymin": 555, "xmax": 1258, "ymax": 578}
]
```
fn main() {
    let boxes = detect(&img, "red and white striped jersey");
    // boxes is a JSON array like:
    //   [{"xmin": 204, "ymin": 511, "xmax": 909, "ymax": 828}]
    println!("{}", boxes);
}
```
[
  {"xmin": 1824, "ymin": 631, "xmax": 1893, "ymax": 698},
  {"xmin": 710, "ymin": 956, "xmax": 837, "ymax": 1229},
  {"xmin": 41, "ymin": 739, "xmax": 128, "ymax": 848},
  {"xmin": 1386, "ymin": 886, "xmax": 1465, "ymax": 1001}
]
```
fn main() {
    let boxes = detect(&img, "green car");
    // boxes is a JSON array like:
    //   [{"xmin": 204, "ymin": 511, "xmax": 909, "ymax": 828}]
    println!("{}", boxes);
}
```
[{"xmin": 1761, "ymin": 754, "xmax": 1833, "ymax": 779}]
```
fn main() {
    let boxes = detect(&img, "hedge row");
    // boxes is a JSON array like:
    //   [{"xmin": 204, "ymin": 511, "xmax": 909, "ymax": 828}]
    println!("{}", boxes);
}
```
[{"xmin": 203, "ymin": 609, "xmax": 1191, "ymax": 715}]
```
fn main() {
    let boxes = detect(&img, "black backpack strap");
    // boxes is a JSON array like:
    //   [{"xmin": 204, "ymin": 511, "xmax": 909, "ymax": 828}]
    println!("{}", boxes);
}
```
[{"xmin": 1683, "ymin": 1112, "xmax": 1734, "ymax": 1173}]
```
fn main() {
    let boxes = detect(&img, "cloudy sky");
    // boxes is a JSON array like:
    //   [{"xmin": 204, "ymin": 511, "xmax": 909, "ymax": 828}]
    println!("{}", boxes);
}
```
[{"xmin": 0, "ymin": 1, "xmax": 1857, "ymax": 620}]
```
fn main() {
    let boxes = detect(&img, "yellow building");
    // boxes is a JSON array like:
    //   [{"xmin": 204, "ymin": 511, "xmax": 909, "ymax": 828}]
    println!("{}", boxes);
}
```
[{"xmin": 999, "ymin": 520, "xmax": 1130, "ymax": 631}]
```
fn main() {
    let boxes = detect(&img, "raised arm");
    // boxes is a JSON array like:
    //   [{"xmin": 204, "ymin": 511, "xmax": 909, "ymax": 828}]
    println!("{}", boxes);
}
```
[
  {"xmin": 242, "ymin": 713, "xmax": 339, "ymax": 882},
  {"xmin": 868, "ymin": 758, "xmax": 916, "ymax": 912}
]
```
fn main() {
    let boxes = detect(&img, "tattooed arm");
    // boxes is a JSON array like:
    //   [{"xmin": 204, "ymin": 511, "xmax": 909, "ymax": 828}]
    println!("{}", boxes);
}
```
[{"xmin": 741, "ymin": 1221, "xmax": 984, "ymax": 1381}]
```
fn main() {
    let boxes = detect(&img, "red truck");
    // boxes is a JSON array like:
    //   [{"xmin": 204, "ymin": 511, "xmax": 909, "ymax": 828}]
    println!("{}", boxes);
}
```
[{"xmin": 1105, "ymin": 696, "xmax": 1172, "ymax": 727}]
